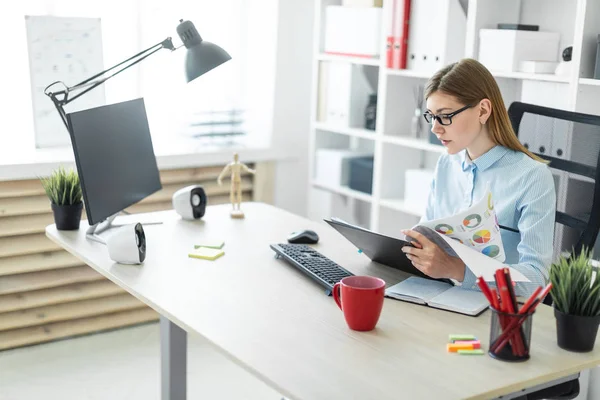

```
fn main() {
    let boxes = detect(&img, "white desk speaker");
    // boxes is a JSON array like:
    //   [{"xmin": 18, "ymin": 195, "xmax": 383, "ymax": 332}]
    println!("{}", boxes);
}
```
[
  {"xmin": 106, "ymin": 223, "xmax": 146, "ymax": 264},
  {"xmin": 172, "ymin": 185, "xmax": 207, "ymax": 220}
]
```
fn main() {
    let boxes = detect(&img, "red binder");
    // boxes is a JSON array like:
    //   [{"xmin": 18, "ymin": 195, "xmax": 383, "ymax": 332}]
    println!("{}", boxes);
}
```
[
  {"xmin": 398, "ymin": 0, "xmax": 411, "ymax": 69},
  {"xmin": 386, "ymin": 0, "xmax": 396, "ymax": 69}
]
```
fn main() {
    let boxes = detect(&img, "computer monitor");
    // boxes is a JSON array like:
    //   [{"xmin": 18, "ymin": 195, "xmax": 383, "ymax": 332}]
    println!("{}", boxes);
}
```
[{"xmin": 66, "ymin": 98, "xmax": 162, "ymax": 230}]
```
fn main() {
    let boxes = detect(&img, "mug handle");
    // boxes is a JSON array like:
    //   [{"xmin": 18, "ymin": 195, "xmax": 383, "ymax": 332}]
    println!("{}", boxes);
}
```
[{"xmin": 332, "ymin": 283, "xmax": 342, "ymax": 310}]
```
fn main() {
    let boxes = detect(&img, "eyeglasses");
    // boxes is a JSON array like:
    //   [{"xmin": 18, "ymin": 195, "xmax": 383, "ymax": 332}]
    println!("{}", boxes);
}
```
[{"xmin": 423, "ymin": 104, "xmax": 473, "ymax": 126}]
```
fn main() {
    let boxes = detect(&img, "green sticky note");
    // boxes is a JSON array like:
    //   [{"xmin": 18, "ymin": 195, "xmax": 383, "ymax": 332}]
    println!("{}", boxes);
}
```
[
  {"xmin": 457, "ymin": 349, "xmax": 485, "ymax": 355},
  {"xmin": 449, "ymin": 334, "xmax": 477, "ymax": 342},
  {"xmin": 194, "ymin": 240, "xmax": 224, "ymax": 249},
  {"xmin": 188, "ymin": 248, "xmax": 225, "ymax": 261}
]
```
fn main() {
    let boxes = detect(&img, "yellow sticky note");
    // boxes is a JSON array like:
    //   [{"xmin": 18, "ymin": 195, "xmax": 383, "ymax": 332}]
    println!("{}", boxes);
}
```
[
  {"xmin": 194, "ymin": 240, "xmax": 225, "ymax": 249},
  {"xmin": 188, "ymin": 247, "xmax": 224, "ymax": 261}
]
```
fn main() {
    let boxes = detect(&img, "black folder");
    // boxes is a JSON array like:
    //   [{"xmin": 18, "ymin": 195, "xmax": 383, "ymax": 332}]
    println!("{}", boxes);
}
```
[{"xmin": 324, "ymin": 218, "xmax": 453, "ymax": 285}]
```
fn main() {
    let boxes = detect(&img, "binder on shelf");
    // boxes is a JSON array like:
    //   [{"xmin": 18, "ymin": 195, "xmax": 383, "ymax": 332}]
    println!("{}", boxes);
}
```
[
  {"xmin": 317, "ymin": 62, "xmax": 329, "ymax": 122},
  {"xmin": 532, "ymin": 115, "xmax": 553, "ymax": 158},
  {"xmin": 392, "ymin": 0, "xmax": 411, "ymax": 69},
  {"xmin": 551, "ymin": 119, "xmax": 571, "ymax": 160},
  {"xmin": 516, "ymin": 113, "xmax": 536, "ymax": 153},
  {"xmin": 386, "ymin": 0, "xmax": 396, "ymax": 68},
  {"xmin": 324, "ymin": 61, "xmax": 373, "ymax": 127},
  {"xmin": 406, "ymin": 0, "xmax": 465, "ymax": 73}
]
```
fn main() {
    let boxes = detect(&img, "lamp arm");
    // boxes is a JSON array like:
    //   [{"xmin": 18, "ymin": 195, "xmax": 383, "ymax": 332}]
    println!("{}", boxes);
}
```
[{"xmin": 45, "ymin": 37, "xmax": 176, "ymax": 130}]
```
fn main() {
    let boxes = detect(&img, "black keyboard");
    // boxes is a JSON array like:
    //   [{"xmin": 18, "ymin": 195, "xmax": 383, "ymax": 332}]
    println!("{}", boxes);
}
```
[{"xmin": 270, "ymin": 243, "xmax": 354, "ymax": 293}]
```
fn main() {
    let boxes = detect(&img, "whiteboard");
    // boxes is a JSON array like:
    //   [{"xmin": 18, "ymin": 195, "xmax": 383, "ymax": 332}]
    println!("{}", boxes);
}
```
[{"xmin": 25, "ymin": 15, "xmax": 105, "ymax": 148}]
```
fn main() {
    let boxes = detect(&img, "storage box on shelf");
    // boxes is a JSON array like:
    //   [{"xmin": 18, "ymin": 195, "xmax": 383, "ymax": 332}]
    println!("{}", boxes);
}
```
[
  {"xmin": 403, "ymin": 169, "xmax": 434, "ymax": 214},
  {"xmin": 324, "ymin": 5, "xmax": 382, "ymax": 58},
  {"xmin": 348, "ymin": 156, "xmax": 375, "ymax": 194},
  {"xmin": 478, "ymin": 29, "xmax": 560, "ymax": 73},
  {"xmin": 314, "ymin": 148, "xmax": 373, "ymax": 189}
]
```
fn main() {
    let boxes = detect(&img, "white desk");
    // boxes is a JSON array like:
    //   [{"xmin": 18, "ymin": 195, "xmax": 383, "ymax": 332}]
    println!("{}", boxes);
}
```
[{"xmin": 46, "ymin": 202, "xmax": 600, "ymax": 400}]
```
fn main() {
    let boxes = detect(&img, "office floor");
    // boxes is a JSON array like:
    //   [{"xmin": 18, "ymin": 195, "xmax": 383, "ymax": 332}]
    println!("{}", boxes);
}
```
[{"xmin": 0, "ymin": 323, "xmax": 281, "ymax": 400}]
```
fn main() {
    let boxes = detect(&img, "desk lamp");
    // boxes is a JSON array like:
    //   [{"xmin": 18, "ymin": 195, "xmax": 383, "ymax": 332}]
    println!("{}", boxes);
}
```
[
  {"xmin": 43, "ymin": 19, "xmax": 230, "ymax": 264},
  {"xmin": 44, "ymin": 19, "xmax": 231, "ymax": 132}
]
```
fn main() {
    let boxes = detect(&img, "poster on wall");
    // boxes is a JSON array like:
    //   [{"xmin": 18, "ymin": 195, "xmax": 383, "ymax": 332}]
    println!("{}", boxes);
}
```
[{"xmin": 25, "ymin": 15, "xmax": 105, "ymax": 148}]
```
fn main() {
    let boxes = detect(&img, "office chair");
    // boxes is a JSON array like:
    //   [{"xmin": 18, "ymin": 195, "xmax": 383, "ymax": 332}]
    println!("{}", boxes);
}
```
[{"xmin": 507, "ymin": 101, "xmax": 600, "ymax": 400}]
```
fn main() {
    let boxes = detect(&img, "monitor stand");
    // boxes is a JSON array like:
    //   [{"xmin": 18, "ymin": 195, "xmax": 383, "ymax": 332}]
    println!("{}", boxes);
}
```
[{"xmin": 86, "ymin": 212, "xmax": 163, "ymax": 243}]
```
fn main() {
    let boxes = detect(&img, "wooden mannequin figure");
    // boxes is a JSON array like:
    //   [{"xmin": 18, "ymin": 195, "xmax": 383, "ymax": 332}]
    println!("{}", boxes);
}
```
[{"xmin": 217, "ymin": 153, "xmax": 256, "ymax": 218}]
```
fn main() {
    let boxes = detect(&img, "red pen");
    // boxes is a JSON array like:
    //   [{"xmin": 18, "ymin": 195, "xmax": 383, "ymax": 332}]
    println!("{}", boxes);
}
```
[
  {"xmin": 490, "ymin": 288, "xmax": 500, "ymax": 310},
  {"xmin": 518, "ymin": 286, "xmax": 543, "ymax": 314},
  {"xmin": 503, "ymin": 267, "xmax": 527, "ymax": 354},
  {"xmin": 476, "ymin": 277, "xmax": 495, "ymax": 306},
  {"xmin": 503, "ymin": 268, "xmax": 519, "ymax": 312}
]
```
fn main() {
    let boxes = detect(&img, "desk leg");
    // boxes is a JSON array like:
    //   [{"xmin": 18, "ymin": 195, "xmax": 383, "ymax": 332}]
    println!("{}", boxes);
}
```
[{"xmin": 160, "ymin": 315, "xmax": 187, "ymax": 400}]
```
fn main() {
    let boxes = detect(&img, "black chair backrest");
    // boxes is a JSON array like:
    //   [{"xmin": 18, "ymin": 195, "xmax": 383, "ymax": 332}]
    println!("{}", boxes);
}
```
[{"xmin": 507, "ymin": 102, "xmax": 600, "ymax": 260}]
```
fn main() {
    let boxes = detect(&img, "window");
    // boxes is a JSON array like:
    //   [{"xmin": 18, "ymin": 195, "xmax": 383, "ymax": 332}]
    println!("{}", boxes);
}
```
[{"xmin": 0, "ymin": 0, "xmax": 277, "ymax": 154}]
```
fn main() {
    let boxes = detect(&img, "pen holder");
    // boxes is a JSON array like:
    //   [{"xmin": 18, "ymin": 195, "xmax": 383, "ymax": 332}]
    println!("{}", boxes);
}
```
[{"xmin": 488, "ymin": 306, "xmax": 535, "ymax": 362}]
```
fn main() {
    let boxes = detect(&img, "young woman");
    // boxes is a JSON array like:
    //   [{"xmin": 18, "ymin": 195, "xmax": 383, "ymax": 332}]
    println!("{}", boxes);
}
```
[{"xmin": 400, "ymin": 58, "xmax": 556, "ymax": 297}]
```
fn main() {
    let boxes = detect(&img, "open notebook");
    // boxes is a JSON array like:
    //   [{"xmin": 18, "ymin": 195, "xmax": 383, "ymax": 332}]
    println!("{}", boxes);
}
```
[{"xmin": 385, "ymin": 276, "xmax": 489, "ymax": 316}]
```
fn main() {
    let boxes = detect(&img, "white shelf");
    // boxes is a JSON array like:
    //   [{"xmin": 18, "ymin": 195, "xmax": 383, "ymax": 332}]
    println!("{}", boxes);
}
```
[
  {"xmin": 579, "ymin": 78, "xmax": 600, "ymax": 87},
  {"xmin": 311, "ymin": 180, "xmax": 373, "ymax": 202},
  {"xmin": 316, "ymin": 53, "xmax": 380, "ymax": 66},
  {"xmin": 313, "ymin": 122, "xmax": 377, "ymax": 140},
  {"xmin": 387, "ymin": 68, "xmax": 571, "ymax": 83},
  {"xmin": 491, "ymin": 71, "xmax": 570, "ymax": 83},
  {"xmin": 380, "ymin": 198, "xmax": 423, "ymax": 217},
  {"xmin": 386, "ymin": 69, "xmax": 431, "ymax": 79},
  {"xmin": 382, "ymin": 135, "xmax": 446, "ymax": 153}
]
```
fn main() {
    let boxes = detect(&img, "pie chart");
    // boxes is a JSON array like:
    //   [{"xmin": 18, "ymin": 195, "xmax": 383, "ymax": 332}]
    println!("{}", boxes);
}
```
[
  {"xmin": 463, "ymin": 214, "xmax": 482, "ymax": 228},
  {"xmin": 473, "ymin": 230, "xmax": 491, "ymax": 244},
  {"xmin": 482, "ymin": 245, "xmax": 500, "ymax": 258},
  {"xmin": 435, "ymin": 224, "xmax": 454, "ymax": 235}
]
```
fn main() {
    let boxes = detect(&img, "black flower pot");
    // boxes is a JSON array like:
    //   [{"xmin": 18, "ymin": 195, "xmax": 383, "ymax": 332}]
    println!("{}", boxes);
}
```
[
  {"xmin": 555, "ymin": 308, "xmax": 600, "ymax": 352},
  {"xmin": 51, "ymin": 202, "xmax": 83, "ymax": 230}
]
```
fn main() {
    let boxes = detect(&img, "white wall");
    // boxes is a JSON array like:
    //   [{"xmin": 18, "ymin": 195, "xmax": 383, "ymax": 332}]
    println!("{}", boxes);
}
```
[{"xmin": 270, "ymin": 0, "xmax": 315, "ymax": 217}]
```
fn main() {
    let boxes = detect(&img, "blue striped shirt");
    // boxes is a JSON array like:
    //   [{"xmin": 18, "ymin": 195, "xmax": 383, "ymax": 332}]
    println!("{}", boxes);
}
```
[{"xmin": 419, "ymin": 145, "xmax": 556, "ymax": 297}]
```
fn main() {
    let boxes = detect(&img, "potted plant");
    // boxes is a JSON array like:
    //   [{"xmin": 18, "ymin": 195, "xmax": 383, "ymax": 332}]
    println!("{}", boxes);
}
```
[
  {"xmin": 40, "ymin": 167, "xmax": 83, "ymax": 230},
  {"xmin": 550, "ymin": 248, "xmax": 600, "ymax": 352}
]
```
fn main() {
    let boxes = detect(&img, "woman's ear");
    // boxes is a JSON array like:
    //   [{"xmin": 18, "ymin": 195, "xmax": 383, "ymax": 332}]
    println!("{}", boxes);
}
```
[{"xmin": 479, "ymin": 99, "xmax": 492, "ymax": 125}]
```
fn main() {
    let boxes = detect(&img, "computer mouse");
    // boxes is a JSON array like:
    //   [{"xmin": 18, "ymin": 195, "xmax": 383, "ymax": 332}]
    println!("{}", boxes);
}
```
[{"xmin": 287, "ymin": 230, "xmax": 319, "ymax": 244}]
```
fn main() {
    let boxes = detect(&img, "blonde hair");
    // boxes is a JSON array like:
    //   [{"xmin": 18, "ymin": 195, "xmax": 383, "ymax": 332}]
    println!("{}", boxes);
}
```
[{"xmin": 425, "ymin": 58, "xmax": 547, "ymax": 163}]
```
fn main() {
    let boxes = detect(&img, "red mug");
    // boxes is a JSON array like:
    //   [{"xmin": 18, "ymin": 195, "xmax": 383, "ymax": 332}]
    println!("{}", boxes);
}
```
[{"xmin": 333, "ymin": 276, "xmax": 386, "ymax": 331}]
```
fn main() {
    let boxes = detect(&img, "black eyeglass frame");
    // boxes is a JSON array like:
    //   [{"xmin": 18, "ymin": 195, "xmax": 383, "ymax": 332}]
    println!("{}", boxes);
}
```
[{"xmin": 423, "ymin": 104, "xmax": 473, "ymax": 126}]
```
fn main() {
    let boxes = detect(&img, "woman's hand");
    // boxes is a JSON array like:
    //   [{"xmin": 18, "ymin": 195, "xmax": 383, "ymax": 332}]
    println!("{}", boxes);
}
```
[{"xmin": 401, "ymin": 229, "xmax": 466, "ymax": 281}]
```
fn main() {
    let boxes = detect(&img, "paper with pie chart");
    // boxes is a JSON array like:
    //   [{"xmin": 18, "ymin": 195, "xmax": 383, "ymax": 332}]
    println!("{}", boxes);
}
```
[{"xmin": 415, "ymin": 187, "xmax": 506, "ymax": 262}]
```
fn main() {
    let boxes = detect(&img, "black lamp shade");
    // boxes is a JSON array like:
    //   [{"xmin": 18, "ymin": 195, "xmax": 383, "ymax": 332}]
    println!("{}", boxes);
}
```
[
  {"xmin": 185, "ymin": 41, "xmax": 232, "ymax": 83},
  {"xmin": 176, "ymin": 19, "xmax": 232, "ymax": 83}
]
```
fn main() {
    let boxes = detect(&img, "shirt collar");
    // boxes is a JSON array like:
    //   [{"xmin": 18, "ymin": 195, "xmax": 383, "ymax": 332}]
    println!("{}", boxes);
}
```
[{"xmin": 460, "ymin": 145, "xmax": 509, "ymax": 172}]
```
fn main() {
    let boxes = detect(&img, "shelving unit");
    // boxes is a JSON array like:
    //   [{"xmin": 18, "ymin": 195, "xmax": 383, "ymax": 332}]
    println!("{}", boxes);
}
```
[{"xmin": 308, "ymin": 0, "xmax": 600, "ymax": 249}]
